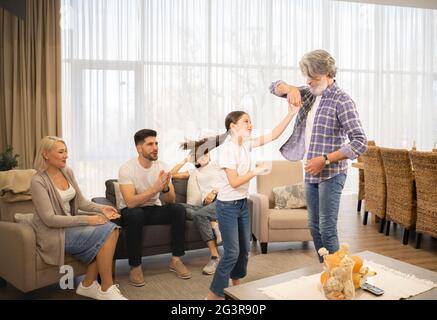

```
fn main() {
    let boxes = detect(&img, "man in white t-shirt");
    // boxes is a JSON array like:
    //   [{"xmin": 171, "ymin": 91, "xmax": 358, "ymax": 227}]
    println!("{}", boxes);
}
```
[{"xmin": 118, "ymin": 129, "xmax": 191, "ymax": 286}]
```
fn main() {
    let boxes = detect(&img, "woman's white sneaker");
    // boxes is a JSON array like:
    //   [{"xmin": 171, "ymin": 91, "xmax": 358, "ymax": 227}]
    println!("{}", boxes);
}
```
[
  {"xmin": 76, "ymin": 281, "xmax": 101, "ymax": 299},
  {"xmin": 96, "ymin": 284, "xmax": 128, "ymax": 300}
]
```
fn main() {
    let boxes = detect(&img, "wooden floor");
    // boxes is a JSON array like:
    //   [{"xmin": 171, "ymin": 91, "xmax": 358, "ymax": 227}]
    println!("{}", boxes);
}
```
[
  {"xmin": 340, "ymin": 195, "xmax": 437, "ymax": 271},
  {"xmin": 264, "ymin": 194, "xmax": 437, "ymax": 272},
  {"xmin": 0, "ymin": 193, "xmax": 436, "ymax": 299}
]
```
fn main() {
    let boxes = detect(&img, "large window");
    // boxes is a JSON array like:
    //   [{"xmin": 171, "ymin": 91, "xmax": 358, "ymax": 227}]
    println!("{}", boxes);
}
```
[{"xmin": 61, "ymin": 0, "xmax": 437, "ymax": 198}]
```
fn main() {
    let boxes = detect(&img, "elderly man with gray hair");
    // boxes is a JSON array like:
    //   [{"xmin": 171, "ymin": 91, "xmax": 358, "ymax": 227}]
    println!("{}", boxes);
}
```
[{"xmin": 270, "ymin": 49, "xmax": 367, "ymax": 262}]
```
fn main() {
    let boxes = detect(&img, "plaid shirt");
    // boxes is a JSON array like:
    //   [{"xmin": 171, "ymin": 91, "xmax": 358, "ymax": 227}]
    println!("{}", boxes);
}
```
[{"xmin": 270, "ymin": 80, "xmax": 368, "ymax": 184}]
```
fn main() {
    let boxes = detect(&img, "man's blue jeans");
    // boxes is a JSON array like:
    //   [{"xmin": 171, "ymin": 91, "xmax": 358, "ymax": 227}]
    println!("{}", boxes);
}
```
[
  {"xmin": 305, "ymin": 173, "xmax": 346, "ymax": 262},
  {"xmin": 210, "ymin": 199, "xmax": 250, "ymax": 297}
]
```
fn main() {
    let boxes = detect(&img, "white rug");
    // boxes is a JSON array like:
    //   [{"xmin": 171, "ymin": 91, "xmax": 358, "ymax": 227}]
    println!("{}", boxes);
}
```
[{"xmin": 258, "ymin": 260, "xmax": 437, "ymax": 300}]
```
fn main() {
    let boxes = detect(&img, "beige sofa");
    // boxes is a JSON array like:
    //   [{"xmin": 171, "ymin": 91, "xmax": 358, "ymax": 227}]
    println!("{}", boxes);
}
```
[
  {"xmin": 250, "ymin": 160, "xmax": 312, "ymax": 254},
  {"xmin": 0, "ymin": 199, "xmax": 87, "ymax": 292},
  {"xmin": 91, "ymin": 178, "xmax": 231, "ymax": 259},
  {"xmin": 0, "ymin": 177, "xmax": 251, "ymax": 293}
]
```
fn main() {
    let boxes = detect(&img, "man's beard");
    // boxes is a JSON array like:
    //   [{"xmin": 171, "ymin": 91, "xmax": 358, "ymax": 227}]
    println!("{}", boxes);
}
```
[
  {"xmin": 310, "ymin": 79, "xmax": 328, "ymax": 96},
  {"xmin": 143, "ymin": 153, "xmax": 158, "ymax": 161}
]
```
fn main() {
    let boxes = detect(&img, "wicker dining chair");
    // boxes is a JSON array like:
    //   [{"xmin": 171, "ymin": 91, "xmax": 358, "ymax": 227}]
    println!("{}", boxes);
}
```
[
  {"xmin": 409, "ymin": 151, "xmax": 437, "ymax": 249},
  {"xmin": 361, "ymin": 146, "xmax": 387, "ymax": 232},
  {"xmin": 380, "ymin": 148, "xmax": 416, "ymax": 245},
  {"xmin": 357, "ymin": 156, "xmax": 365, "ymax": 213},
  {"xmin": 356, "ymin": 140, "xmax": 375, "ymax": 214}
]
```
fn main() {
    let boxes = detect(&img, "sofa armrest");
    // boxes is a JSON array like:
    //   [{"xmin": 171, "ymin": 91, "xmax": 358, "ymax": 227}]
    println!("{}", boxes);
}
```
[
  {"xmin": 248, "ymin": 193, "xmax": 270, "ymax": 242},
  {"xmin": 0, "ymin": 221, "xmax": 37, "ymax": 292},
  {"xmin": 91, "ymin": 197, "xmax": 116, "ymax": 208}
]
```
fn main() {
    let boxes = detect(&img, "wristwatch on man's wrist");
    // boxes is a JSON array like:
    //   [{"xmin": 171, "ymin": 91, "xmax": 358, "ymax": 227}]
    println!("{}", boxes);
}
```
[{"xmin": 323, "ymin": 154, "xmax": 331, "ymax": 166}]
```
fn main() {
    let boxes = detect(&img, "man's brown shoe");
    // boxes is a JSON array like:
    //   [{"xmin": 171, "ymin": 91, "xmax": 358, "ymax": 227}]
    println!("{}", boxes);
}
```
[
  {"xmin": 129, "ymin": 265, "xmax": 146, "ymax": 287},
  {"xmin": 169, "ymin": 260, "xmax": 192, "ymax": 279}
]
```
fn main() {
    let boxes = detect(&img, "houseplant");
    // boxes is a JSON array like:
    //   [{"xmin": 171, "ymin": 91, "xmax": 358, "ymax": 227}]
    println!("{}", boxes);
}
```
[{"xmin": 0, "ymin": 146, "xmax": 19, "ymax": 171}]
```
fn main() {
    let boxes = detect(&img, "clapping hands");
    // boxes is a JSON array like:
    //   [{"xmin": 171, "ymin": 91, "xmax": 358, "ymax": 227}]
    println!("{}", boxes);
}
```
[{"xmin": 153, "ymin": 170, "xmax": 171, "ymax": 193}]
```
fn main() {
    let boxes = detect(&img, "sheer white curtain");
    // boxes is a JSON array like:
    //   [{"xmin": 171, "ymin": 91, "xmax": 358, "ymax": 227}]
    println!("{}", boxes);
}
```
[{"xmin": 61, "ymin": 0, "xmax": 437, "ymax": 198}]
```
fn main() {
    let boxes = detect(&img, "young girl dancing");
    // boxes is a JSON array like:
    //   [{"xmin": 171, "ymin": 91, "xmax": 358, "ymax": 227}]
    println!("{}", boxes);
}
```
[{"xmin": 206, "ymin": 103, "xmax": 299, "ymax": 299}]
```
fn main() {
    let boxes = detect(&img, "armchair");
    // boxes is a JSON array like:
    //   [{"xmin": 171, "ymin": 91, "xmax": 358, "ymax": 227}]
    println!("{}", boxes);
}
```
[
  {"xmin": 250, "ymin": 160, "xmax": 312, "ymax": 254},
  {"xmin": 0, "ymin": 199, "xmax": 87, "ymax": 293}
]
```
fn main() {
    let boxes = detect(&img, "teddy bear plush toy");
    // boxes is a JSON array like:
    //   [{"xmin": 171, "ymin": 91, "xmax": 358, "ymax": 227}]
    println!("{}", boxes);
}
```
[
  {"xmin": 318, "ymin": 244, "xmax": 356, "ymax": 300},
  {"xmin": 319, "ymin": 243, "xmax": 380, "ymax": 300},
  {"xmin": 318, "ymin": 244, "xmax": 377, "ymax": 300}
]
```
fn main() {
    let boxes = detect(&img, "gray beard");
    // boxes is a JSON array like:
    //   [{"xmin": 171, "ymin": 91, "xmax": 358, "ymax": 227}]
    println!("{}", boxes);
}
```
[{"xmin": 310, "ymin": 81, "xmax": 328, "ymax": 96}]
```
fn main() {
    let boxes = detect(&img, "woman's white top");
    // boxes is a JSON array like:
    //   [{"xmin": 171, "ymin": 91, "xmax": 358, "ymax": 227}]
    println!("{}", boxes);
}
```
[
  {"xmin": 57, "ymin": 184, "xmax": 76, "ymax": 215},
  {"xmin": 189, "ymin": 161, "xmax": 222, "ymax": 202}
]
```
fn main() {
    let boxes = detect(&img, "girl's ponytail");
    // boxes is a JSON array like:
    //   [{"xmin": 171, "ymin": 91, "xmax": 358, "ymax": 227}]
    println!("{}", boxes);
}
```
[
  {"xmin": 180, "ymin": 132, "xmax": 229, "ymax": 162},
  {"xmin": 180, "ymin": 110, "xmax": 247, "ymax": 161}
]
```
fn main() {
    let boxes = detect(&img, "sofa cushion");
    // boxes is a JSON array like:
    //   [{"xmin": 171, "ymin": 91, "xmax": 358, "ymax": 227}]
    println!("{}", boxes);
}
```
[
  {"xmin": 0, "ymin": 169, "xmax": 36, "ymax": 202},
  {"xmin": 172, "ymin": 178, "xmax": 188, "ymax": 203},
  {"xmin": 272, "ymin": 183, "xmax": 306, "ymax": 209},
  {"xmin": 91, "ymin": 197, "xmax": 114, "ymax": 207},
  {"xmin": 105, "ymin": 179, "xmax": 118, "ymax": 206},
  {"xmin": 0, "ymin": 199, "xmax": 35, "ymax": 222},
  {"xmin": 113, "ymin": 182, "xmax": 124, "ymax": 210},
  {"xmin": 268, "ymin": 209, "xmax": 309, "ymax": 229}
]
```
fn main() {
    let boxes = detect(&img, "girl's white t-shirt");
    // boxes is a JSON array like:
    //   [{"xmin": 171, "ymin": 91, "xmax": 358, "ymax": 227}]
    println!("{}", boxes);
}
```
[{"xmin": 216, "ymin": 138, "xmax": 252, "ymax": 201}]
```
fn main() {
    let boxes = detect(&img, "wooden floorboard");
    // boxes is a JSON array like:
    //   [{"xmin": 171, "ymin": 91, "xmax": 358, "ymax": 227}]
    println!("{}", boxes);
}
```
[
  {"xmin": 306, "ymin": 194, "xmax": 436, "ymax": 271},
  {"xmin": 258, "ymin": 194, "xmax": 437, "ymax": 272}
]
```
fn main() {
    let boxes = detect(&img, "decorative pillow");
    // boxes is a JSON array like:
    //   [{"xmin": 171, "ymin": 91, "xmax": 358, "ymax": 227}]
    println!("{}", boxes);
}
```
[
  {"xmin": 272, "ymin": 183, "xmax": 306, "ymax": 209},
  {"xmin": 14, "ymin": 213, "xmax": 34, "ymax": 226},
  {"xmin": 186, "ymin": 173, "xmax": 202, "ymax": 206},
  {"xmin": 113, "ymin": 182, "xmax": 124, "ymax": 211}
]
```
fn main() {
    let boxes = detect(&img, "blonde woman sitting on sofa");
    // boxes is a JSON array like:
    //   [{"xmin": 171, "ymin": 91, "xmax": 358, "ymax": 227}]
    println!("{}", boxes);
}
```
[{"xmin": 30, "ymin": 136, "xmax": 127, "ymax": 300}]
